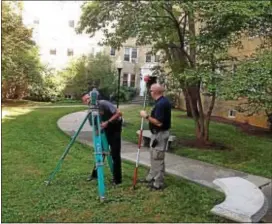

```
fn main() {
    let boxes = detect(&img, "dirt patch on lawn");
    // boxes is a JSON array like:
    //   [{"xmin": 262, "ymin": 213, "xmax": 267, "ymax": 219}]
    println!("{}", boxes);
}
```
[{"xmin": 179, "ymin": 115, "xmax": 271, "ymax": 138}]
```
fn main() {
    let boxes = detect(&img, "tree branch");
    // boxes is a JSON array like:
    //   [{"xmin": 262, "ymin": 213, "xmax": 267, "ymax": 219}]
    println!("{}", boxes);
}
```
[
  {"xmin": 161, "ymin": 3, "xmax": 195, "ymax": 67},
  {"xmin": 150, "ymin": 2, "xmax": 177, "ymax": 23},
  {"xmin": 182, "ymin": 13, "xmax": 187, "ymax": 38},
  {"xmin": 178, "ymin": 14, "xmax": 186, "ymax": 26},
  {"xmin": 206, "ymin": 92, "xmax": 216, "ymax": 121}
]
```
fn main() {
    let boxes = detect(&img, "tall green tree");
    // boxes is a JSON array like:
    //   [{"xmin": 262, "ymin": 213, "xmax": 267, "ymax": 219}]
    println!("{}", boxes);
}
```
[
  {"xmin": 77, "ymin": 1, "xmax": 271, "ymax": 143},
  {"xmin": 2, "ymin": 1, "xmax": 43, "ymax": 100},
  {"xmin": 60, "ymin": 53, "xmax": 117, "ymax": 99},
  {"xmin": 222, "ymin": 50, "xmax": 272, "ymax": 117}
]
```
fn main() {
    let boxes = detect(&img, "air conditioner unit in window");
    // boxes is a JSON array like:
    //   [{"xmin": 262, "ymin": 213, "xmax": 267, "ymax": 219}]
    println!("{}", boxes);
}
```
[{"xmin": 131, "ymin": 58, "xmax": 138, "ymax": 63}]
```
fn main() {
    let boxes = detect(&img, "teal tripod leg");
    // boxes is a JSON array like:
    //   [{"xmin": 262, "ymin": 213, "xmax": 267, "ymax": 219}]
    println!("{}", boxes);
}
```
[
  {"xmin": 45, "ymin": 111, "xmax": 91, "ymax": 186},
  {"xmin": 92, "ymin": 112, "xmax": 106, "ymax": 201},
  {"xmin": 89, "ymin": 132, "xmax": 114, "ymax": 179},
  {"xmin": 101, "ymin": 132, "xmax": 114, "ymax": 175}
]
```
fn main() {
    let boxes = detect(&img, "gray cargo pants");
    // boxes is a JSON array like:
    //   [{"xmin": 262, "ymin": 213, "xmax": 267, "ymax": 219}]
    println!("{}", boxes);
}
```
[{"xmin": 145, "ymin": 130, "xmax": 170, "ymax": 188}]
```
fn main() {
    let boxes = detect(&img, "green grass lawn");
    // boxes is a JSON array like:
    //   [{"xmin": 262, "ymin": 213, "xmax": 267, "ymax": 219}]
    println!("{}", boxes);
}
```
[
  {"xmin": 2, "ymin": 99, "xmax": 83, "ymax": 107},
  {"xmin": 2, "ymin": 99, "xmax": 53, "ymax": 107},
  {"xmin": 2, "ymin": 106, "xmax": 226, "ymax": 223},
  {"xmin": 121, "ymin": 105, "xmax": 272, "ymax": 178}
]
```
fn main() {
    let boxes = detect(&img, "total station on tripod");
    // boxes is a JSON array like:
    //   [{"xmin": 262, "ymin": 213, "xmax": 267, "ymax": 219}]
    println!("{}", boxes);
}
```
[{"xmin": 89, "ymin": 87, "xmax": 100, "ymax": 107}]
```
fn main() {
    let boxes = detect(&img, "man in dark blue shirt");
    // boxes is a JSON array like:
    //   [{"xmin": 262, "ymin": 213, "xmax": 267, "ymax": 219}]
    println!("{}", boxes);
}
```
[{"xmin": 140, "ymin": 83, "xmax": 172, "ymax": 190}]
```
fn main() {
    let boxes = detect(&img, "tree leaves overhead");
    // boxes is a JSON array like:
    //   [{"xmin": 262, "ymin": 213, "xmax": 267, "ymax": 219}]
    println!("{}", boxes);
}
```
[
  {"xmin": 60, "ymin": 53, "xmax": 117, "ymax": 98},
  {"xmin": 77, "ymin": 1, "xmax": 271, "ymax": 68},
  {"xmin": 2, "ymin": 1, "xmax": 44, "ymax": 100},
  {"xmin": 77, "ymin": 1, "xmax": 182, "ymax": 48},
  {"xmin": 77, "ymin": 0, "xmax": 272, "ymax": 140},
  {"xmin": 222, "ymin": 50, "xmax": 272, "ymax": 115}
]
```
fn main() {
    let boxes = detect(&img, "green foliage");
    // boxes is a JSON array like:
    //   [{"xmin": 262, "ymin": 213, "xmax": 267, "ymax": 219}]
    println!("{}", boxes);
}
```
[
  {"xmin": 1, "ymin": 1, "xmax": 44, "ymax": 100},
  {"xmin": 116, "ymin": 86, "xmax": 137, "ymax": 102},
  {"xmin": 26, "ymin": 68, "xmax": 65, "ymax": 102},
  {"xmin": 77, "ymin": 0, "xmax": 271, "ymax": 97},
  {"xmin": 221, "ymin": 50, "xmax": 272, "ymax": 115},
  {"xmin": 76, "ymin": 1, "xmax": 271, "ymax": 141},
  {"xmin": 60, "ymin": 53, "xmax": 117, "ymax": 99}
]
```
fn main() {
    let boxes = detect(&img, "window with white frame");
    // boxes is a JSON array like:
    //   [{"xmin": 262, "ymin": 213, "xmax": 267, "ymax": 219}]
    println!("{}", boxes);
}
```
[
  {"xmin": 123, "ymin": 48, "xmax": 137, "ymax": 62},
  {"xmin": 123, "ymin": 73, "xmax": 128, "ymax": 86},
  {"xmin": 154, "ymin": 54, "xmax": 160, "ymax": 62},
  {"xmin": 33, "ymin": 19, "xmax": 39, "ymax": 25},
  {"xmin": 124, "ymin": 48, "xmax": 130, "ymax": 61},
  {"xmin": 49, "ymin": 48, "xmax": 56, "ymax": 55},
  {"xmin": 110, "ymin": 47, "xmax": 115, "ymax": 56},
  {"xmin": 68, "ymin": 20, "xmax": 75, "ymax": 28},
  {"xmin": 67, "ymin": 48, "xmax": 74, "ymax": 56},
  {"xmin": 91, "ymin": 47, "xmax": 95, "ymax": 55},
  {"xmin": 228, "ymin": 109, "xmax": 236, "ymax": 118},
  {"xmin": 146, "ymin": 53, "xmax": 152, "ymax": 62},
  {"xmin": 130, "ymin": 74, "xmax": 136, "ymax": 87},
  {"xmin": 131, "ymin": 48, "xmax": 137, "ymax": 62}
]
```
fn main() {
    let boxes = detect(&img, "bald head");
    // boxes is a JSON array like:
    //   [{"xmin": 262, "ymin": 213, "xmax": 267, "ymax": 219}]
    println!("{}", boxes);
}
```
[
  {"xmin": 151, "ymin": 83, "xmax": 164, "ymax": 93},
  {"xmin": 150, "ymin": 83, "xmax": 164, "ymax": 100}
]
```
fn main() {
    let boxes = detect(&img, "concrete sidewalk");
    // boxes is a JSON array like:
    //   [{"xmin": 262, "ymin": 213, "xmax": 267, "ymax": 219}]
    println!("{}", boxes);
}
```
[{"xmin": 57, "ymin": 110, "xmax": 271, "ymax": 221}]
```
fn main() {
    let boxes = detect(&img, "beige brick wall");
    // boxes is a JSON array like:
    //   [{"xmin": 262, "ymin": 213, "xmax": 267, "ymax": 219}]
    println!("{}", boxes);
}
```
[
  {"xmin": 177, "ymin": 93, "xmax": 268, "ymax": 128},
  {"xmin": 104, "ymin": 38, "xmax": 153, "ymax": 91},
  {"xmin": 228, "ymin": 36, "xmax": 263, "ymax": 58},
  {"xmin": 203, "ymin": 96, "xmax": 268, "ymax": 128}
]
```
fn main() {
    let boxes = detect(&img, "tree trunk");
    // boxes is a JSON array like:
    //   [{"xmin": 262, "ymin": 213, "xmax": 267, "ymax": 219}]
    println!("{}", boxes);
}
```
[
  {"xmin": 186, "ymin": 85, "xmax": 217, "ymax": 145},
  {"xmin": 204, "ymin": 93, "xmax": 216, "ymax": 143},
  {"xmin": 185, "ymin": 10, "xmax": 199, "ymax": 119},
  {"xmin": 184, "ymin": 91, "xmax": 193, "ymax": 117},
  {"xmin": 187, "ymin": 86, "xmax": 199, "ymax": 118},
  {"xmin": 204, "ymin": 119, "xmax": 210, "ymax": 143}
]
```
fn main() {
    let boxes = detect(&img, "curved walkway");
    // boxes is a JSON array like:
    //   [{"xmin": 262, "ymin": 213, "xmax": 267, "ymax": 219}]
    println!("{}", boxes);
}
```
[{"xmin": 57, "ymin": 110, "xmax": 272, "ymax": 222}]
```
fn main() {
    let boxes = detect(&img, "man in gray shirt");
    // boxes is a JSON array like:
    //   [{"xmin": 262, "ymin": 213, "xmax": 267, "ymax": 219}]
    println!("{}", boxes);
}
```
[{"xmin": 82, "ymin": 96, "xmax": 123, "ymax": 185}]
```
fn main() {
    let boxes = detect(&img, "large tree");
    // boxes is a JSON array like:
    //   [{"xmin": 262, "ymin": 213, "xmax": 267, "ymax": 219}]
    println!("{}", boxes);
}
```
[
  {"xmin": 2, "ymin": 1, "xmax": 44, "ymax": 100},
  {"xmin": 60, "ymin": 53, "xmax": 117, "ymax": 99},
  {"xmin": 77, "ymin": 1, "xmax": 271, "ymax": 143}
]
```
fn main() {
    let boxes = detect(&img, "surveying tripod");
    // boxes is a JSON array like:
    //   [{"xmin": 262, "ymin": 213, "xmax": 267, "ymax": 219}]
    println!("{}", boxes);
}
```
[{"xmin": 45, "ymin": 90, "xmax": 114, "ymax": 201}]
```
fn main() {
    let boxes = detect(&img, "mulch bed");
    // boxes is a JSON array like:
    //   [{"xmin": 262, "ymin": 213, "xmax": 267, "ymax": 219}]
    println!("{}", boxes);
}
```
[
  {"xmin": 176, "ymin": 138, "xmax": 232, "ymax": 150},
  {"xmin": 175, "ymin": 114, "xmax": 271, "ymax": 150},
  {"xmin": 179, "ymin": 114, "xmax": 271, "ymax": 138}
]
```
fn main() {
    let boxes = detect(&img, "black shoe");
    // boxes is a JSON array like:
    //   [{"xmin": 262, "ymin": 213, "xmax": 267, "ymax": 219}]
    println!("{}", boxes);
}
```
[
  {"xmin": 111, "ymin": 178, "xmax": 122, "ymax": 185},
  {"xmin": 138, "ymin": 179, "xmax": 153, "ymax": 184},
  {"xmin": 148, "ymin": 183, "xmax": 163, "ymax": 191},
  {"xmin": 87, "ymin": 176, "xmax": 97, "ymax": 181}
]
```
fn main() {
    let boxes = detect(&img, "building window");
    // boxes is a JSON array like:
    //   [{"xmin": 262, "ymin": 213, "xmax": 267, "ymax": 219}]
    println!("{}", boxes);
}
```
[
  {"xmin": 49, "ymin": 48, "xmax": 56, "ymax": 55},
  {"xmin": 130, "ymin": 74, "xmax": 136, "ymax": 87},
  {"xmin": 228, "ymin": 109, "xmax": 236, "ymax": 118},
  {"xmin": 123, "ymin": 48, "xmax": 138, "ymax": 62},
  {"xmin": 68, "ymin": 20, "xmax": 75, "ymax": 28},
  {"xmin": 124, "ymin": 48, "xmax": 130, "ymax": 61},
  {"xmin": 131, "ymin": 48, "xmax": 137, "ymax": 61},
  {"xmin": 33, "ymin": 19, "xmax": 39, "ymax": 25},
  {"xmin": 110, "ymin": 48, "xmax": 115, "ymax": 56},
  {"xmin": 67, "ymin": 48, "xmax": 74, "ymax": 56},
  {"xmin": 91, "ymin": 47, "xmax": 95, "ymax": 55},
  {"xmin": 146, "ymin": 53, "xmax": 152, "ymax": 62},
  {"xmin": 154, "ymin": 54, "xmax": 160, "ymax": 62},
  {"xmin": 123, "ymin": 73, "xmax": 128, "ymax": 86}
]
